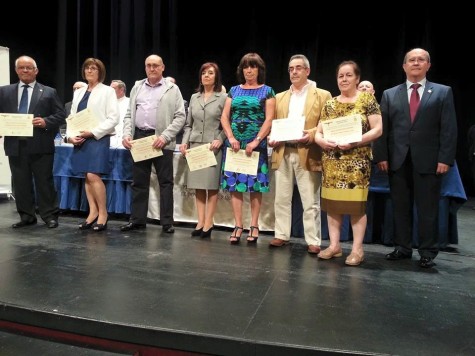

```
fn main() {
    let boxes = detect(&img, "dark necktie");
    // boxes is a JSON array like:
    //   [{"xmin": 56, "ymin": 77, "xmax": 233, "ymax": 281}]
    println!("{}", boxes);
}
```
[
  {"xmin": 409, "ymin": 83, "xmax": 421, "ymax": 122},
  {"xmin": 18, "ymin": 84, "xmax": 29, "ymax": 114}
]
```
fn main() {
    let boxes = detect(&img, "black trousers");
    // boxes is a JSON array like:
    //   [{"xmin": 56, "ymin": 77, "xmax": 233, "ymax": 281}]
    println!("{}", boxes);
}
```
[
  {"xmin": 129, "ymin": 130, "xmax": 174, "ymax": 225},
  {"xmin": 8, "ymin": 142, "xmax": 59, "ymax": 223},
  {"xmin": 389, "ymin": 154, "xmax": 442, "ymax": 258}
]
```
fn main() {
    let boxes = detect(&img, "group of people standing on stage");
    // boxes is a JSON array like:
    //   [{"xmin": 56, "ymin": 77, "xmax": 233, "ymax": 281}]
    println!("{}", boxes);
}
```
[{"xmin": 0, "ymin": 47, "xmax": 457, "ymax": 269}]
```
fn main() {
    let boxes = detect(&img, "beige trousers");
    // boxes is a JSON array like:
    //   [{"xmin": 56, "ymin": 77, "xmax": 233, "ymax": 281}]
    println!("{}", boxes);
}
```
[{"xmin": 274, "ymin": 148, "xmax": 321, "ymax": 245}]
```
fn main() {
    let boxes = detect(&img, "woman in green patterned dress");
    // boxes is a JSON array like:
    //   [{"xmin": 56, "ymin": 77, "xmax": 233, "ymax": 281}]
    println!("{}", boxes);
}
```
[{"xmin": 220, "ymin": 53, "xmax": 276, "ymax": 244}]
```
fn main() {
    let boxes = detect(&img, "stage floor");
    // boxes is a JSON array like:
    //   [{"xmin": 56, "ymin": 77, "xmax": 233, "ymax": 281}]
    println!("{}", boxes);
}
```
[{"xmin": 0, "ymin": 198, "xmax": 474, "ymax": 355}]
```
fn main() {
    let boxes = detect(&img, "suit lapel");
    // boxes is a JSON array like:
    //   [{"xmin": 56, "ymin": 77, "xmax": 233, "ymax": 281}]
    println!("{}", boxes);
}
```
[
  {"xmin": 29, "ymin": 83, "xmax": 43, "ymax": 114},
  {"xmin": 397, "ymin": 84, "xmax": 411, "ymax": 121},
  {"xmin": 198, "ymin": 93, "xmax": 218, "ymax": 108},
  {"xmin": 304, "ymin": 88, "xmax": 317, "ymax": 119},
  {"xmin": 417, "ymin": 80, "xmax": 433, "ymax": 115}
]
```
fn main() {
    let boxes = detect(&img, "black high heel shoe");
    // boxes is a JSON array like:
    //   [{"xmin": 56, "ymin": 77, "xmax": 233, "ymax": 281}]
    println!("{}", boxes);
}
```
[
  {"xmin": 92, "ymin": 217, "xmax": 108, "ymax": 232},
  {"xmin": 230, "ymin": 226, "xmax": 243, "ymax": 244},
  {"xmin": 201, "ymin": 226, "xmax": 213, "ymax": 238},
  {"xmin": 191, "ymin": 227, "xmax": 203, "ymax": 237},
  {"xmin": 79, "ymin": 216, "xmax": 98, "ymax": 230},
  {"xmin": 247, "ymin": 226, "xmax": 259, "ymax": 243}
]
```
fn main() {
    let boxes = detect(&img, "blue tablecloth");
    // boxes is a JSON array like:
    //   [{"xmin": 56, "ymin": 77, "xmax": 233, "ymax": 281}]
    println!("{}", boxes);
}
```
[
  {"xmin": 53, "ymin": 145, "xmax": 133, "ymax": 214},
  {"xmin": 292, "ymin": 161, "xmax": 467, "ymax": 247}
]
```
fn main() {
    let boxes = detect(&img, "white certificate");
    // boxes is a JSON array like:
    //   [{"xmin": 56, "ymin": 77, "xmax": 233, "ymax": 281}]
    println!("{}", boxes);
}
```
[
  {"xmin": 185, "ymin": 143, "xmax": 217, "ymax": 172},
  {"xmin": 321, "ymin": 114, "xmax": 362, "ymax": 144},
  {"xmin": 269, "ymin": 115, "xmax": 305, "ymax": 142},
  {"xmin": 0, "ymin": 113, "xmax": 34, "ymax": 136},
  {"xmin": 129, "ymin": 135, "xmax": 163, "ymax": 162},
  {"xmin": 66, "ymin": 108, "xmax": 99, "ymax": 137},
  {"xmin": 224, "ymin": 148, "xmax": 259, "ymax": 176}
]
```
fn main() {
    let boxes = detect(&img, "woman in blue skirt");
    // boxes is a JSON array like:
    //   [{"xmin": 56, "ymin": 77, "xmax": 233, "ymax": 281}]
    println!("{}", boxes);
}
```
[{"xmin": 68, "ymin": 58, "xmax": 119, "ymax": 231}]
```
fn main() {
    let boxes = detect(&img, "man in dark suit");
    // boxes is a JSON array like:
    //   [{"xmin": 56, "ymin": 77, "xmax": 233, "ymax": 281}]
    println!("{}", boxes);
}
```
[
  {"xmin": 0, "ymin": 55, "xmax": 66, "ymax": 228},
  {"xmin": 373, "ymin": 48, "xmax": 457, "ymax": 268}
]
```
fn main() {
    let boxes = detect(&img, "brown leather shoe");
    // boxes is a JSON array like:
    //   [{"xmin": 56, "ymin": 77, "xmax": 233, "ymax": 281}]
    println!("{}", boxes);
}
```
[
  {"xmin": 269, "ymin": 238, "xmax": 289, "ymax": 247},
  {"xmin": 307, "ymin": 245, "xmax": 321, "ymax": 254}
]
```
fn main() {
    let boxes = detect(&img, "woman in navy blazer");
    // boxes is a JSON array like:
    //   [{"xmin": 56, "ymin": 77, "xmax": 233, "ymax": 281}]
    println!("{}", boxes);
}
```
[{"xmin": 373, "ymin": 48, "xmax": 457, "ymax": 268}]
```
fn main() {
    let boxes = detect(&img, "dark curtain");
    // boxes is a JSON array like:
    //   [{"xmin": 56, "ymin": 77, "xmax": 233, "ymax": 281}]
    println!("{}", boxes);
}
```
[{"xmin": 0, "ymin": 1, "xmax": 472, "ymax": 194}]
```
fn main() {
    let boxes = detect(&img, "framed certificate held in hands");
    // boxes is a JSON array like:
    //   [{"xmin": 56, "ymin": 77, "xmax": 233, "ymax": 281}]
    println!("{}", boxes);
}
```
[
  {"xmin": 66, "ymin": 108, "xmax": 99, "ymax": 137},
  {"xmin": 224, "ymin": 148, "xmax": 259, "ymax": 176},
  {"xmin": 321, "ymin": 114, "xmax": 362, "ymax": 144},
  {"xmin": 129, "ymin": 135, "xmax": 163, "ymax": 162},
  {"xmin": 185, "ymin": 143, "xmax": 217, "ymax": 172},
  {"xmin": 0, "ymin": 113, "xmax": 34, "ymax": 136},
  {"xmin": 269, "ymin": 115, "xmax": 305, "ymax": 142}
]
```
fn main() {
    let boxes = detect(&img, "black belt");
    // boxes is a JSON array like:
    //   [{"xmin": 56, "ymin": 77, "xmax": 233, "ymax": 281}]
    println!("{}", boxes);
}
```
[
  {"xmin": 285, "ymin": 142, "xmax": 300, "ymax": 148},
  {"xmin": 136, "ymin": 128, "xmax": 156, "ymax": 134}
]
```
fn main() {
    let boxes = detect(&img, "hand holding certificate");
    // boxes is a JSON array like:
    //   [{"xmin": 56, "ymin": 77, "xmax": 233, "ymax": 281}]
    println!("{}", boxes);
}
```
[
  {"xmin": 0, "ymin": 113, "xmax": 34, "ymax": 136},
  {"xmin": 269, "ymin": 115, "xmax": 305, "ymax": 142},
  {"xmin": 321, "ymin": 114, "xmax": 362, "ymax": 144},
  {"xmin": 185, "ymin": 143, "xmax": 217, "ymax": 172},
  {"xmin": 66, "ymin": 108, "xmax": 99, "ymax": 137},
  {"xmin": 129, "ymin": 135, "xmax": 163, "ymax": 162},
  {"xmin": 224, "ymin": 148, "xmax": 259, "ymax": 176}
]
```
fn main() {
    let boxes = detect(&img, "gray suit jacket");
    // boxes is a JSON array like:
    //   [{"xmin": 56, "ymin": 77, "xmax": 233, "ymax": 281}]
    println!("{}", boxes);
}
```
[
  {"xmin": 181, "ymin": 91, "xmax": 227, "ymax": 145},
  {"xmin": 0, "ymin": 82, "xmax": 66, "ymax": 156},
  {"xmin": 373, "ymin": 80, "xmax": 457, "ymax": 174}
]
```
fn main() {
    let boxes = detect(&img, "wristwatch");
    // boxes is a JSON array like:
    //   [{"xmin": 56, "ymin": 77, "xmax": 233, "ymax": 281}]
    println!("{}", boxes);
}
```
[{"xmin": 255, "ymin": 136, "xmax": 261, "ymax": 142}]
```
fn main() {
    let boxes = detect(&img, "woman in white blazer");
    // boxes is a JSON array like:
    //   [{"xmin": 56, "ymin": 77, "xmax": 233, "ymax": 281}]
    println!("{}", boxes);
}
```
[{"xmin": 68, "ymin": 58, "xmax": 119, "ymax": 231}]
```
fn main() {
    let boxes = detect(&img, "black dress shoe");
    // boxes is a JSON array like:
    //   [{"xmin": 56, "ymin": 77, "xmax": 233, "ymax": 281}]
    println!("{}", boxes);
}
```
[
  {"xmin": 12, "ymin": 219, "xmax": 37, "ymax": 228},
  {"xmin": 79, "ymin": 217, "xmax": 98, "ymax": 230},
  {"xmin": 201, "ymin": 227, "xmax": 213, "ymax": 238},
  {"xmin": 162, "ymin": 224, "xmax": 175, "ymax": 233},
  {"xmin": 120, "ymin": 222, "xmax": 146, "ymax": 232},
  {"xmin": 47, "ymin": 220, "xmax": 58, "ymax": 228},
  {"xmin": 386, "ymin": 249, "xmax": 412, "ymax": 260},
  {"xmin": 191, "ymin": 227, "xmax": 203, "ymax": 237},
  {"xmin": 93, "ymin": 221, "xmax": 108, "ymax": 232},
  {"xmin": 419, "ymin": 256, "xmax": 436, "ymax": 268}
]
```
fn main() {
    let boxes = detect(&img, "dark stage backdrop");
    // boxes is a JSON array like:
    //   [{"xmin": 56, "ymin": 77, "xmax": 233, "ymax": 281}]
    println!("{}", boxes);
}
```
[{"xmin": 1, "ymin": 1, "xmax": 473, "ymax": 194}]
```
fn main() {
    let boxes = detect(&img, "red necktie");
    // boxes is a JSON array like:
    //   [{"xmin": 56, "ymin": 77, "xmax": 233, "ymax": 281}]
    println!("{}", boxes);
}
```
[{"xmin": 409, "ymin": 83, "xmax": 421, "ymax": 122}]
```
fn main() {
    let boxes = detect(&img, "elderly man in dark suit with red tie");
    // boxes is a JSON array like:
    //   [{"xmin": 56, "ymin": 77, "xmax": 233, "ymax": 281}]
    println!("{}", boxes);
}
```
[
  {"xmin": 373, "ymin": 48, "xmax": 457, "ymax": 268},
  {"xmin": 0, "ymin": 55, "xmax": 66, "ymax": 228}
]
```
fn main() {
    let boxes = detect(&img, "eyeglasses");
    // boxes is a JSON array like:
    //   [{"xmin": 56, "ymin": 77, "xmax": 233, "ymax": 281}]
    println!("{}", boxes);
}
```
[
  {"xmin": 288, "ymin": 65, "xmax": 307, "ymax": 73},
  {"xmin": 146, "ymin": 64, "xmax": 163, "ymax": 69},
  {"xmin": 407, "ymin": 57, "xmax": 427, "ymax": 64},
  {"xmin": 85, "ymin": 66, "xmax": 99, "ymax": 71},
  {"xmin": 17, "ymin": 66, "xmax": 36, "ymax": 71}
]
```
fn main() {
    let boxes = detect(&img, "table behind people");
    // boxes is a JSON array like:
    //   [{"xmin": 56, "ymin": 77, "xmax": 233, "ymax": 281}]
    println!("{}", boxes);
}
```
[
  {"xmin": 147, "ymin": 148, "xmax": 276, "ymax": 230},
  {"xmin": 52, "ymin": 143, "xmax": 466, "ymax": 242},
  {"xmin": 290, "ymin": 159, "xmax": 466, "ymax": 246}
]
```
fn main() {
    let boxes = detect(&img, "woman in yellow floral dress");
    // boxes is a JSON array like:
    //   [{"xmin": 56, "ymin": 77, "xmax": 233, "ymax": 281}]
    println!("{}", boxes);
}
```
[{"xmin": 314, "ymin": 61, "xmax": 382, "ymax": 266}]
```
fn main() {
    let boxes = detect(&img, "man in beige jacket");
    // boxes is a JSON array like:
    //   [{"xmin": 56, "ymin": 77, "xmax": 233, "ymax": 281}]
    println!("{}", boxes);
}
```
[{"xmin": 268, "ymin": 54, "xmax": 331, "ymax": 253}]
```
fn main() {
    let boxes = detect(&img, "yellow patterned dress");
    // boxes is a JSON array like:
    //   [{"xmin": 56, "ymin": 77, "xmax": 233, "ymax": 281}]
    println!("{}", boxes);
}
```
[{"xmin": 320, "ymin": 92, "xmax": 381, "ymax": 215}]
